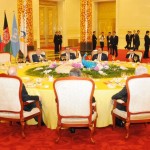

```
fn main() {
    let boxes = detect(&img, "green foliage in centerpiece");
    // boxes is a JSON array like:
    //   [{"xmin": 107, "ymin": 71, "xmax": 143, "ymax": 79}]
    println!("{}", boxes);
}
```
[
  {"xmin": 25, "ymin": 64, "xmax": 135, "ymax": 79},
  {"xmin": 82, "ymin": 64, "xmax": 135, "ymax": 78}
]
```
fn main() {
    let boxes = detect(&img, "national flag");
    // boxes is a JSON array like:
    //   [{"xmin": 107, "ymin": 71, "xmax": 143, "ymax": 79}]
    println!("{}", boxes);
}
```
[
  {"xmin": 19, "ymin": 14, "xmax": 27, "ymax": 57},
  {"xmin": 0, "ymin": 35, "xmax": 3, "ymax": 52},
  {"xmin": 11, "ymin": 14, "xmax": 20, "ymax": 57},
  {"xmin": 2, "ymin": 12, "xmax": 12, "ymax": 53}
]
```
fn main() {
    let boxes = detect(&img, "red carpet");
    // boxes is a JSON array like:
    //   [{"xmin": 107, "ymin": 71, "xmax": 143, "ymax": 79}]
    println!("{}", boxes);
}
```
[{"xmin": 0, "ymin": 123, "xmax": 150, "ymax": 150}]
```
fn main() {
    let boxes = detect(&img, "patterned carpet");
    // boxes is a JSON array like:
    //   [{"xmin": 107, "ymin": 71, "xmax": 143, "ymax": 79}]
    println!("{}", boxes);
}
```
[{"xmin": 0, "ymin": 123, "xmax": 150, "ymax": 150}]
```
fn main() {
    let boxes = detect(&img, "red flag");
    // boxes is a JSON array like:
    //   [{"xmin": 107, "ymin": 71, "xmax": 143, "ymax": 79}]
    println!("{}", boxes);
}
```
[
  {"xmin": 0, "ymin": 35, "xmax": 3, "ymax": 52},
  {"xmin": 2, "ymin": 12, "xmax": 12, "ymax": 53}
]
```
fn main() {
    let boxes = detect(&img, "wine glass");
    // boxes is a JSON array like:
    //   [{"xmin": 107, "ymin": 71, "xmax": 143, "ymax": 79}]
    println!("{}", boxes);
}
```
[
  {"xmin": 61, "ymin": 56, "xmax": 66, "ymax": 61},
  {"xmin": 23, "ymin": 58, "xmax": 26, "ymax": 63},
  {"xmin": 133, "ymin": 56, "xmax": 138, "ymax": 63},
  {"xmin": 112, "ymin": 55, "xmax": 115, "ymax": 62}
]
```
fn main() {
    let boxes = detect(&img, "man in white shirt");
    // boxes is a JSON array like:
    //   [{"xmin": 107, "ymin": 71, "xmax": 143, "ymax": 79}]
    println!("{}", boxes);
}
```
[{"xmin": 99, "ymin": 32, "xmax": 105, "ymax": 50}]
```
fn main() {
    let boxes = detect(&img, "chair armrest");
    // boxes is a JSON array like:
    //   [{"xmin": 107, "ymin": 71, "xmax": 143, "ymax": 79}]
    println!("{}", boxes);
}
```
[
  {"xmin": 92, "ymin": 102, "xmax": 96, "ymax": 111},
  {"xmin": 113, "ymin": 99, "xmax": 127, "ymax": 109},
  {"xmin": 23, "ymin": 100, "xmax": 41, "ymax": 108}
]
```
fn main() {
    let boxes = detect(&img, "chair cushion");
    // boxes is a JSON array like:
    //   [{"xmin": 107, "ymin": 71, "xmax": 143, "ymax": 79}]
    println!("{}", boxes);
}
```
[
  {"xmin": 61, "ymin": 111, "xmax": 97, "ymax": 124},
  {"xmin": 113, "ymin": 108, "xmax": 150, "ymax": 120},
  {"xmin": 0, "ymin": 108, "xmax": 40, "ymax": 119}
]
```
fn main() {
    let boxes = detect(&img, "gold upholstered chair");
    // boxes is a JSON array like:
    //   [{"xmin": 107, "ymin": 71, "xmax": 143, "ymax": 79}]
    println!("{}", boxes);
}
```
[
  {"xmin": 112, "ymin": 74, "xmax": 150, "ymax": 138},
  {"xmin": 0, "ymin": 74, "xmax": 42, "ymax": 137},
  {"xmin": 53, "ymin": 76, "xmax": 98, "ymax": 143}
]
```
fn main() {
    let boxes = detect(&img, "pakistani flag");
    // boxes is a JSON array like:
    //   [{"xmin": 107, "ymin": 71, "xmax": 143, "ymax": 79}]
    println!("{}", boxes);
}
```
[{"xmin": 3, "ymin": 12, "xmax": 12, "ymax": 53}]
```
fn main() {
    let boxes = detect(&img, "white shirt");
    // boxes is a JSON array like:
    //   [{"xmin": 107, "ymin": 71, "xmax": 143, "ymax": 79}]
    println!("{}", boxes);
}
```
[
  {"xmin": 98, "ymin": 54, "xmax": 102, "ymax": 61},
  {"xmin": 129, "ymin": 54, "xmax": 134, "ymax": 59}
]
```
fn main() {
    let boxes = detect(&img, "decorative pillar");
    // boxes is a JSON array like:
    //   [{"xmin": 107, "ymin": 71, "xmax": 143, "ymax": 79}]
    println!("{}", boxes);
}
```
[
  {"xmin": 80, "ymin": 0, "xmax": 92, "ymax": 55},
  {"xmin": 17, "ymin": 0, "xmax": 34, "ymax": 50}
]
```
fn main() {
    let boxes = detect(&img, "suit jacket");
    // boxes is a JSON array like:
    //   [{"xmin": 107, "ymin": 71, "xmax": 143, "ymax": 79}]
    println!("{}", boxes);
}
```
[
  {"xmin": 126, "ymin": 34, "xmax": 132, "ymax": 42},
  {"xmin": 110, "ymin": 35, "xmax": 118, "ymax": 46},
  {"xmin": 144, "ymin": 34, "xmax": 150, "ymax": 46},
  {"xmin": 32, "ymin": 54, "xmax": 45, "ymax": 62},
  {"xmin": 126, "ymin": 53, "xmax": 140, "ymax": 62},
  {"xmin": 22, "ymin": 84, "xmax": 40, "ymax": 111},
  {"xmin": 134, "ymin": 33, "xmax": 140, "ymax": 46},
  {"xmin": 58, "ymin": 34, "xmax": 63, "ymax": 44},
  {"xmin": 112, "ymin": 86, "xmax": 127, "ymax": 111},
  {"xmin": 60, "ymin": 52, "xmax": 76, "ymax": 61},
  {"xmin": 92, "ymin": 34, "xmax": 97, "ymax": 44},
  {"xmin": 92, "ymin": 53, "xmax": 108, "ymax": 61},
  {"xmin": 107, "ymin": 35, "xmax": 111, "ymax": 44}
]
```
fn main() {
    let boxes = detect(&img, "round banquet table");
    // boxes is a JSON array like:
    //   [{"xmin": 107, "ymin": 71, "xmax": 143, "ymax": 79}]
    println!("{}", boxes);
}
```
[{"xmin": 1, "ymin": 61, "xmax": 150, "ymax": 129}]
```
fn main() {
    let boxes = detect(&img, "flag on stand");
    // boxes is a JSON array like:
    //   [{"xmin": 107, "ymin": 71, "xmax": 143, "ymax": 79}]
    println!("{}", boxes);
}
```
[
  {"xmin": 20, "ymin": 14, "xmax": 27, "ymax": 58},
  {"xmin": 2, "ymin": 12, "xmax": 12, "ymax": 53},
  {"xmin": 11, "ymin": 14, "xmax": 20, "ymax": 57}
]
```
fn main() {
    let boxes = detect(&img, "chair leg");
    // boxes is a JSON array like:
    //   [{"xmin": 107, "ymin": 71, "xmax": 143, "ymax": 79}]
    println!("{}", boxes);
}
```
[
  {"xmin": 37, "ymin": 114, "xmax": 42, "ymax": 128},
  {"xmin": 125, "ymin": 122, "xmax": 130, "ymax": 139},
  {"xmin": 112, "ymin": 114, "xmax": 116, "ymax": 129},
  {"xmin": 89, "ymin": 126, "xmax": 95, "ymax": 144},
  {"xmin": 93, "ymin": 119, "xmax": 97, "ymax": 133},
  {"xmin": 20, "ymin": 121, "xmax": 25, "ymax": 138},
  {"xmin": 55, "ymin": 126, "xmax": 61, "ymax": 143}
]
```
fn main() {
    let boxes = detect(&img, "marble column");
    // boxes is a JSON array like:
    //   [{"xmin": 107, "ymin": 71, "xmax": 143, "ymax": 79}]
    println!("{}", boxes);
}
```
[
  {"xmin": 17, "ymin": 0, "xmax": 34, "ymax": 50},
  {"xmin": 80, "ymin": 0, "xmax": 92, "ymax": 55}
]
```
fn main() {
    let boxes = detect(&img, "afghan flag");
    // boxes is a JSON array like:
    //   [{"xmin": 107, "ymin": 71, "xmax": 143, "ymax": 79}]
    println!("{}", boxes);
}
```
[{"xmin": 3, "ymin": 12, "xmax": 12, "ymax": 54}]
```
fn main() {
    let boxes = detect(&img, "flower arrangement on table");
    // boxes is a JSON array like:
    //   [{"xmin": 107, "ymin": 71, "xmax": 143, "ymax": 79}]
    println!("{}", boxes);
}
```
[{"xmin": 25, "ymin": 60, "xmax": 135, "ymax": 79}]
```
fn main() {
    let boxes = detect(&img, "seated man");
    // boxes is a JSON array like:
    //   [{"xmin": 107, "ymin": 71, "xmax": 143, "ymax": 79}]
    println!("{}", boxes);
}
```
[
  {"xmin": 60, "ymin": 47, "xmax": 76, "ymax": 61},
  {"xmin": 32, "ymin": 49, "xmax": 46, "ymax": 62},
  {"xmin": 92, "ymin": 48, "xmax": 108, "ymax": 61},
  {"xmin": 111, "ymin": 66, "xmax": 148, "ymax": 127},
  {"xmin": 7, "ymin": 66, "xmax": 45, "ymax": 125},
  {"xmin": 126, "ymin": 50, "xmax": 140, "ymax": 62}
]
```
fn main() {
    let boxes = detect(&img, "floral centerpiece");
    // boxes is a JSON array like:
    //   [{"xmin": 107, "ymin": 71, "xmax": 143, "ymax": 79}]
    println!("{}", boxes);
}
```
[{"xmin": 25, "ymin": 59, "xmax": 135, "ymax": 79}]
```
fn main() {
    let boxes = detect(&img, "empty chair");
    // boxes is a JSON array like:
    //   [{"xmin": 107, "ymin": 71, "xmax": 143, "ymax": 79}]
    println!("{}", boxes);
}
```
[
  {"xmin": 0, "ymin": 52, "xmax": 11, "ymax": 64},
  {"xmin": 53, "ymin": 76, "xmax": 97, "ymax": 143},
  {"xmin": 112, "ymin": 74, "xmax": 150, "ymax": 138},
  {"xmin": 0, "ymin": 74, "xmax": 41, "ymax": 137}
]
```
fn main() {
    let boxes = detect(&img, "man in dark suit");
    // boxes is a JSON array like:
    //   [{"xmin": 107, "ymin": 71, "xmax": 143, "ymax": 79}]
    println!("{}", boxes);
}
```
[
  {"xmin": 58, "ymin": 31, "xmax": 63, "ymax": 51},
  {"xmin": 8, "ymin": 66, "xmax": 45, "ymax": 125},
  {"xmin": 126, "ymin": 50, "xmax": 140, "ymax": 62},
  {"xmin": 125, "ymin": 31, "xmax": 132, "ymax": 50},
  {"xmin": 32, "ymin": 49, "xmax": 46, "ymax": 62},
  {"xmin": 92, "ymin": 48, "xmax": 108, "ymax": 61},
  {"xmin": 143, "ymin": 30, "xmax": 150, "ymax": 58},
  {"xmin": 110, "ymin": 31, "xmax": 119, "ymax": 57},
  {"xmin": 134, "ymin": 30, "xmax": 140, "ymax": 50},
  {"xmin": 107, "ymin": 32, "xmax": 112, "ymax": 53},
  {"xmin": 54, "ymin": 31, "xmax": 59, "ymax": 54},
  {"xmin": 112, "ymin": 66, "xmax": 148, "ymax": 127},
  {"xmin": 60, "ymin": 47, "xmax": 76, "ymax": 61},
  {"xmin": 92, "ymin": 31, "xmax": 97, "ymax": 50}
]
